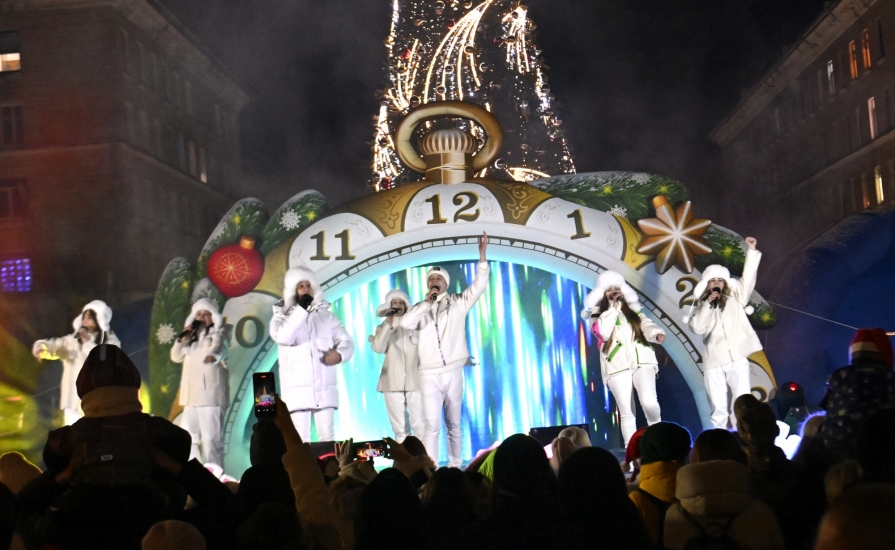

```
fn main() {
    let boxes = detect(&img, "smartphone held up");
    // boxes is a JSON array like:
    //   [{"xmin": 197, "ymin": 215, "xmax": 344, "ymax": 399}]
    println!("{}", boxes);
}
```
[
  {"xmin": 253, "ymin": 372, "xmax": 277, "ymax": 418},
  {"xmin": 354, "ymin": 440, "xmax": 390, "ymax": 459}
]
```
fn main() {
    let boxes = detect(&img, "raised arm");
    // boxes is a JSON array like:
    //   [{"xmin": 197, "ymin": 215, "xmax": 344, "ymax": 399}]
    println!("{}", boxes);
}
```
[
  {"xmin": 638, "ymin": 313, "xmax": 666, "ymax": 344},
  {"xmin": 595, "ymin": 307, "xmax": 619, "ymax": 341},
  {"xmin": 269, "ymin": 304, "xmax": 311, "ymax": 347},
  {"xmin": 170, "ymin": 337, "xmax": 187, "ymax": 363},
  {"xmin": 688, "ymin": 301, "xmax": 716, "ymax": 336},
  {"xmin": 734, "ymin": 237, "xmax": 762, "ymax": 305},
  {"xmin": 32, "ymin": 335, "xmax": 75, "ymax": 361},
  {"xmin": 457, "ymin": 232, "xmax": 491, "ymax": 311},
  {"xmin": 400, "ymin": 300, "xmax": 432, "ymax": 329}
]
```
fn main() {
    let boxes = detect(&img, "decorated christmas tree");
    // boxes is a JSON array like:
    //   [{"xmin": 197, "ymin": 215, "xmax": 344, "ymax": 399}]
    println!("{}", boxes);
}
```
[{"xmin": 371, "ymin": 0, "xmax": 575, "ymax": 191}]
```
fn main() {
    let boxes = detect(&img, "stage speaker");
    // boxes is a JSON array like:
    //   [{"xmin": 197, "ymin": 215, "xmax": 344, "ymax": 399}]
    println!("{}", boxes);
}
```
[
  {"xmin": 309, "ymin": 441, "xmax": 337, "ymax": 459},
  {"xmin": 528, "ymin": 424, "xmax": 590, "ymax": 447}
]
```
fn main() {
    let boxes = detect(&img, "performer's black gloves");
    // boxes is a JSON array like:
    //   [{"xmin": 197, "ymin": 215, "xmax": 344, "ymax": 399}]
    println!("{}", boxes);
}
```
[{"xmin": 299, "ymin": 294, "xmax": 314, "ymax": 310}]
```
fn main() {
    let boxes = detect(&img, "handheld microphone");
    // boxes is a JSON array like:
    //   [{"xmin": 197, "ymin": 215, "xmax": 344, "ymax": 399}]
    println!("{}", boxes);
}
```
[{"xmin": 709, "ymin": 287, "xmax": 721, "ymax": 308}]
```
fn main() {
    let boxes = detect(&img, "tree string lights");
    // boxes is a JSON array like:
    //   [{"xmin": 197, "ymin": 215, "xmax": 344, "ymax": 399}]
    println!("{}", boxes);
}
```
[{"xmin": 371, "ymin": 0, "xmax": 575, "ymax": 191}]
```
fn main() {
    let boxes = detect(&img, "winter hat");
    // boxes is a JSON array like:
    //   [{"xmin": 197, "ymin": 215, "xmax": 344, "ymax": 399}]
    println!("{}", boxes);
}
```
[
  {"xmin": 376, "ymin": 288, "xmax": 412, "ymax": 317},
  {"xmin": 142, "ymin": 520, "xmax": 206, "ymax": 550},
  {"xmin": 581, "ymin": 270, "xmax": 641, "ymax": 320},
  {"xmin": 282, "ymin": 266, "xmax": 324, "ymax": 309},
  {"xmin": 76, "ymin": 344, "xmax": 141, "ymax": 398},
  {"xmin": 558, "ymin": 426, "xmax": 592, "ymax": 448},
  {"xmin": 184, "ymin": 298, "xmax": 223, "ymax": 329},
  {"xmin": 72, "ymin": 299, "xmax": 113, "ymax": 333},
  {"xmin": 0, "ymin": 452, "xmax": 41, "ymax": 494},
  {"xmin": 850, "ymin": 328, "xmax": 894, "ymax": 369},
  {"xmin": 640, "ymin": 422, "xmax": 692, "ymax": 464},
  {"xmin": 682, "ymin": 264, "xmax": 753, "ymax": 323},
  {"xmin": 736, "ymin": 401, "xmax": 779, "ymax": 449},
  {"xmin": 426, "ymin": 266, "xmax": 450, "ymax": 289},
  {"xmin": 549, "ymin": 436, "xmax": 581, "ymax": 474},
  {"xmin": 624, "ymin": 426, "xmax": 649, "ymax": 466}
]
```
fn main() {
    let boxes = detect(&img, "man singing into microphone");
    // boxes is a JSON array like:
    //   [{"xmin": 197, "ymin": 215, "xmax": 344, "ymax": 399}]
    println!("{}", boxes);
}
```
[
  {"xmin": 401, "ymin": 232, "xmax": 490, "ymax": 467},
  {"xmin": 686, "ymin": 236, "xmax": 763, "ymax": 429}
]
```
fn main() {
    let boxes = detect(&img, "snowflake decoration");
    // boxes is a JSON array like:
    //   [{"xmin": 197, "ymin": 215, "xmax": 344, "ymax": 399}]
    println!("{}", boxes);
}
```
[
  {"xmin": 280, "ymin": 211, "xmax": 302, "ymax": 230},
  {"xmin": 156, "ymin": 323, "xmax": 177, "ymax": 345},
  {"xmin": 632, "ymin": 173, "xmax": 651, "ymax": 184},
  {"xmin": 608, "ymin": 205, "xmax": 628, "ymax": 218}
]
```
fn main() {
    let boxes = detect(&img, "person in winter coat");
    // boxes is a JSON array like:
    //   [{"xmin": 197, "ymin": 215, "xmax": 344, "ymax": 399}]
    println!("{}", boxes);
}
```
[
  {"xmin": 685, "ymin": 236, "xmax": 762, "ymax": 429},
  {"xmin": 583, "ymin": 270, "xmax": 666, "ymax": 446},
  {"xmin": 400, "ymin": 232, "xmax": 490, "ymax": 467},
  {"xmin": 662, "ymin": 460, "xmax": 786, "ymax": 550},
  {"xmin": 270, "ymin": 266, "xmax": 354, "ymax": 442},
  {"xmin": 170, "ymin": 298, "xmax": 230, "ymax": 468},
  {"xmin": 370, "ymin": 288, "xmax": 423, "ymax": 442},
  {"xmin": 32, "ymin": 300, "xmax": 121, "ymax": 425}
]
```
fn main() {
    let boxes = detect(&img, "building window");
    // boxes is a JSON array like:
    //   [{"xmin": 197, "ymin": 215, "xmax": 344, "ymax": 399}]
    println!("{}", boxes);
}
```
[
  {"xmin": 177, "ymin": 134, "xmax": 186, "ymax": 169},
  {"xmin": 188, "ymin": 140, "xmax": 196, "ymax": 176},
  {"xmin": 1, "ymin": 105, "xmax": 24, "ymax": 147},
  {"xmin": 879, "ymin": 19, "xmax": 886, "ymax": 59},
  {"xmin": 184, "ymin": 80, "xmax": 193, "ymax": 115},
  {"xmin": 849, "ymin": 41, "xmax": 859, "ymax": 79},
  {"xmin": 0, "ymin": 31, "xmax": 21, "ymax": 72},
  {"xmin": 0, "ymin": 258, "xmax": 32, "ymax": 292},
  {"xmin": 862, "ymin": 29, "xmax": 873, "ymax": 69},
  {"xmin": 198, "ymin": 147, "xmax": 207, "ymax": 182},
  {"xmin": 0, "ymin": 178, "xmax": 27, "ymax": 219},
  {"xmin": 861, "ymin": 176, "xmax": 871, "ymax": 209},
  {"xmin": 875, "ymin": 165, "xmax": 885, "ymax": 204},
  {"xmin": 827, "ymin": 60, "xmax": 836, "ymax": 95},
  {"xmin": 869, "ymin": 97, "xmax": 879, "ymax": 140}
]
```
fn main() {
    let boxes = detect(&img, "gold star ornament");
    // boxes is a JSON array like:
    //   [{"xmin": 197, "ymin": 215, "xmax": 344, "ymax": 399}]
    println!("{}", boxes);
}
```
[{"xmin": 637, "ymin": 195, "xmax": 712, "ymax": 274}]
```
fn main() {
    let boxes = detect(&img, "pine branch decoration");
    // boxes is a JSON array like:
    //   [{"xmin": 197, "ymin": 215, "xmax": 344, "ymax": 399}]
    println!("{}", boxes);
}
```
[
  {"xmin": 196, "ymin": 199, "xmax": 270, "ymax": 279},
  {"xmin": 260, "ymin": 191, "xmax": 328, "ymax": 256},
  {"xmin": 149, "ymin": 258, "xmax": 193, "ymax": 417}
]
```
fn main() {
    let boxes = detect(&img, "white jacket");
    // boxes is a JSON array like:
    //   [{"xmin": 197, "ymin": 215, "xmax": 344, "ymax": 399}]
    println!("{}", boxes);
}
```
[
  {"xmin": 594, "ymin": 303, "xmax": 664, "ymax": 383},
  {"xmin": 400, "ymin": 262, "xmax": 490, "ymax": 374},
  {"xmin": 270, "ymin": 300, "xmax": 355, "ymax": 410},
  {"xmin": 371, "ymin": 317, "xmax": 421, "ymax": 392},
  {"xmin": 170, "ymin": 299, "xmax": 230, "ymax": 408},
  {"xmin": 688, "ymin": 249, "xmax": 763, "ymax": 370}
]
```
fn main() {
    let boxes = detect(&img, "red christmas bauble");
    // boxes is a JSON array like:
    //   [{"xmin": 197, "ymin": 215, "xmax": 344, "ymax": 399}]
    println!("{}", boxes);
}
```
[{"xmin": 207, "ymin": 236, "xmax": 264, "ymax": 298}]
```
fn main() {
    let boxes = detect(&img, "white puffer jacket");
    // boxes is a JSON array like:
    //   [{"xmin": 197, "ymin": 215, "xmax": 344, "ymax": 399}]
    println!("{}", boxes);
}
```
[
  {"xmin": 32, "ymin": 300, "xmax": 120, "ymax": 412},
  {"xmin": 688, "ymin": 249, "xmax": 763, "ymax": 370},
  {"xmin": 400, "ymin": 262, "xmax": 490, "ymax": 374},
  {"xmin": 594, "ymin": 303, "xmax": 664, "ymax": 383},
  {"xmin": 270, "ymin": 267, "xmax": 355, "ymax": 410},
  {"xmin": 170, "ymin": 299, "xmax": 230, "ymax": 408}
]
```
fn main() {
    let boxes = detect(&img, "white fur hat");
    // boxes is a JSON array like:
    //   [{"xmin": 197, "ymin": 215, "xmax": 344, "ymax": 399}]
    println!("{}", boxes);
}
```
[
  {"xmin": 693, "ymin": 264, "xmax": 731, "ymax": 299},
  {"xmin": 581, "ymin": 271, "xmax": 641, "ymax": 320},
  {"xmin": 376, "ymin": 289, "xmax": 411, "ymax": 317},
  {"xmin": 72, "ymin": 300, "xmax": 113, "ymax": 332},
  {"xmin": 283, "ymin": 266, "xmax": 324, "ymax": 308},
  {"xmin": 426, "ymin": 266, "xmax": 450, "ymax": 289},
  {"xmin": 184, "ymin": 298, "xmax": 223, "ymax": 329}
]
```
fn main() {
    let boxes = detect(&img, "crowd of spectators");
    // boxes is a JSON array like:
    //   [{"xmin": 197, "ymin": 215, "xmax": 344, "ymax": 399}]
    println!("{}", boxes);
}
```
[{"xmin": 1, "ymin": 327, "xmax": 895, "ymax": 550}]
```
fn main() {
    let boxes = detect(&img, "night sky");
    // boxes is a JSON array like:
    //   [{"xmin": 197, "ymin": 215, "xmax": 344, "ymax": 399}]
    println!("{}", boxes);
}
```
[{"xmin": 157, "ymin": 0, "xmax": 828, "ymax": 215}]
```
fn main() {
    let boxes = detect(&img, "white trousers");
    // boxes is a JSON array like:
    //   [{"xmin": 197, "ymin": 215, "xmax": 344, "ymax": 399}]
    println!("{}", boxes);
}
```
[
  {"xmin": 290, "ymin": 408, "xmax": 335, "ymax": 442},
  {"xmin": 606, "ymin": 366, "xmax": 662, "ymax": 447},
  {"xmin": 420, "ymin": 370, "xmax": 464, "ymax": 468},
  {"xmin": 182, "ymin": 405, "xmax": 225, "ymax": 468},
  {"xmin": 383, "ymin": 391, "xmax": 425, "ymax": 442},
  {"xmin": 704, "ymin": 358, "xmax": 751, "ymax": 429}
]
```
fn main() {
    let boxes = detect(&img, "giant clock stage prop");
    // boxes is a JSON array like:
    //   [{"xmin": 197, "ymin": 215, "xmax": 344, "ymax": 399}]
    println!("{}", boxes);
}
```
[{"xmin": 150, "ymin": 102, "xmax": 777, "ymax": 474}]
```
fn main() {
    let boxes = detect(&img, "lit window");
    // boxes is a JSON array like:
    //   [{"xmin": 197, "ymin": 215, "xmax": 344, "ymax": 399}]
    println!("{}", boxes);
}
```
[
  {"xmin": 862, "ymin": 178, "xmax": 871, "ymax": 209},
  {"xmin": 875, "ymin": 165, "xmax": 885, "ymax": 204},
  {"xmin": 869, "ymin": 97, "xmax": 878, "ymax": 140},
  {"xmin": 0, "ymin": 52, "xmax": 21, "ymax": 72},
  {"xmin": 1, "ymin": 105, "xmax": 24, "ymax": 146},
  {"xmin": 0, "ymin": 258, "xmax": 31, "ymax": 292},
  {"xmin": 827, "ymin": 60, "xmax": 836, "ymax": 95},
  {"xmin": 849, "ymin": 41, "xmax": 859, "ymax": 79},
  {"xmin": 863, "ymin": 29, "xmax": 873, "ymax": 69},
  {"xmin": 0, "ymin": 178, "xmax": 27, "ymax": 219},
  {"xmin": 198, "ymin": 147, "xmax": 207, "ymax": 182},
  {"xmin": 0, "ymin": 31, "xmax": 20, "ymax": 72}
]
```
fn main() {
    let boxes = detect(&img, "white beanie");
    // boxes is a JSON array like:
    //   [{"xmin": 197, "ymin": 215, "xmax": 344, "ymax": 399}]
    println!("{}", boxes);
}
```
[
  {"xmin": 682, "ymin": 264, "xmax": 753, "ymax": 323},
  {"xmin": 72, "ymin": 300, "xmax": 113, "ymax": 333},
  {"xmin": 376, "ymin": 289, "xmax": 412, "ymax": 317},
  {"xmin": 580, "ymin": 270, "xmax": 641, "ymax": 320},
  {"xmin": 426, "ymin": 266, "xmax": 450, "ymax": 289}
]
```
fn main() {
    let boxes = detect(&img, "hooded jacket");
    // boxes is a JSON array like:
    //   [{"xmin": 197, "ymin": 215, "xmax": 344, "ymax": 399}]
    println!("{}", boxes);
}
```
[
  {"xmin": 371, "ymin": 289, "xmax": 421, "ymax": 393},
  {"xmin": 170, "ymin": 299, "xmax": 230, "ymax": 408},
  {"xmin": 32, "ymin": 300, "xmax": 121, "ymax": 412},
  {"xmin": 663, "ymin": 460, "xmax": 785, "ymax": 550},
  {"xmin": 270, "ymin": 267, "xmax": 355, "ymax": 410},
  {"xmin": 688, "ymin": 249, "xmax": 763, "ymax": 370},
  {"xmin": 400, "ymin": 262, "xmax": 490, "ymax": 374}
]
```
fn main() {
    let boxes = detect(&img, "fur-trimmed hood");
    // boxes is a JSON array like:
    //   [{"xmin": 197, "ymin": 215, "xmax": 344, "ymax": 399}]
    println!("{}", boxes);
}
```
[
  {"xmin": 376, "ymin": 289, "xmax": 411, "ymax": 317},
  {"xmin": 185, "ymin": 298, "xmax": 223, "ymax": 329},
  {"xmin": 72, "ymin": 300, "xmax": 113, "ymax": 333},
  {"xmin": 581, "ymin": 270, "xmax": 641, "ymax": 320},
  {"xmin": 675, "ymin": 460, "xmax": 752, "ymax": 517},
  {"xmin": 693, "ymin": 264, "xmax": 732, "ymax": 299},
  {"xmin": 283, "ymin": 266, "xmax": 324, "ymax": 308}
]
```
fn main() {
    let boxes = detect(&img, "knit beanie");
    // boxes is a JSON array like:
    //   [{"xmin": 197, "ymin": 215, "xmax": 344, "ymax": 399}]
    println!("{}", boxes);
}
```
[
  {"xmin": 142, "ymin": 520, "xmax": 206, "ymax": 550},
  {"xmin": 640, "ymin": 422, "xmax": 692, "ymax": 464},
  {"xmin": 850, "ymin": 328, "xmax": 894, "ymax": 369},
  {"xmin": 558, "ymin": 426, "xmax": 592, "ymax": 448},
  {"xmin": 76, "ymin": 344, "xmax": 141, "ymax": 398},
  {"xmin": 624, "ymin": 426, "xmax": 649, "ymax": 465},
  {"xmin": 0, "ymin": 452, "xmax": 41, "ymax": 494},
  {"xmin": 426, "ymin": 266, "xmax": 450, "ymax": 288}
]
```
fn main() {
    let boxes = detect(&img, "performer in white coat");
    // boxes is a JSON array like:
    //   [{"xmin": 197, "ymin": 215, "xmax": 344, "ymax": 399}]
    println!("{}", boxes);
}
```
[
  {"xmin": 32, "ymin": 300, "xmax": 120, "ymax": 425},
  {"xmin": 401, "ymin": 232, "xmax": 490, "ymax": 467},
  {"xmin": 685, "ymin": 236, "xmax": 762, "ymax": 429},
  {"xmin": 370, "ymin": 289, "xmax": 423, "ymax": 442},
  {"xmin": 270, "ymin": 266, "xmax": 354, "ymax": 442},
  {"xmin": 170, "ymin": 298, "xmax": 230, "ymax": 467},
  {"xmin": 583, "ymin": 271, "xmax": 666, "ymax": 447}
]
